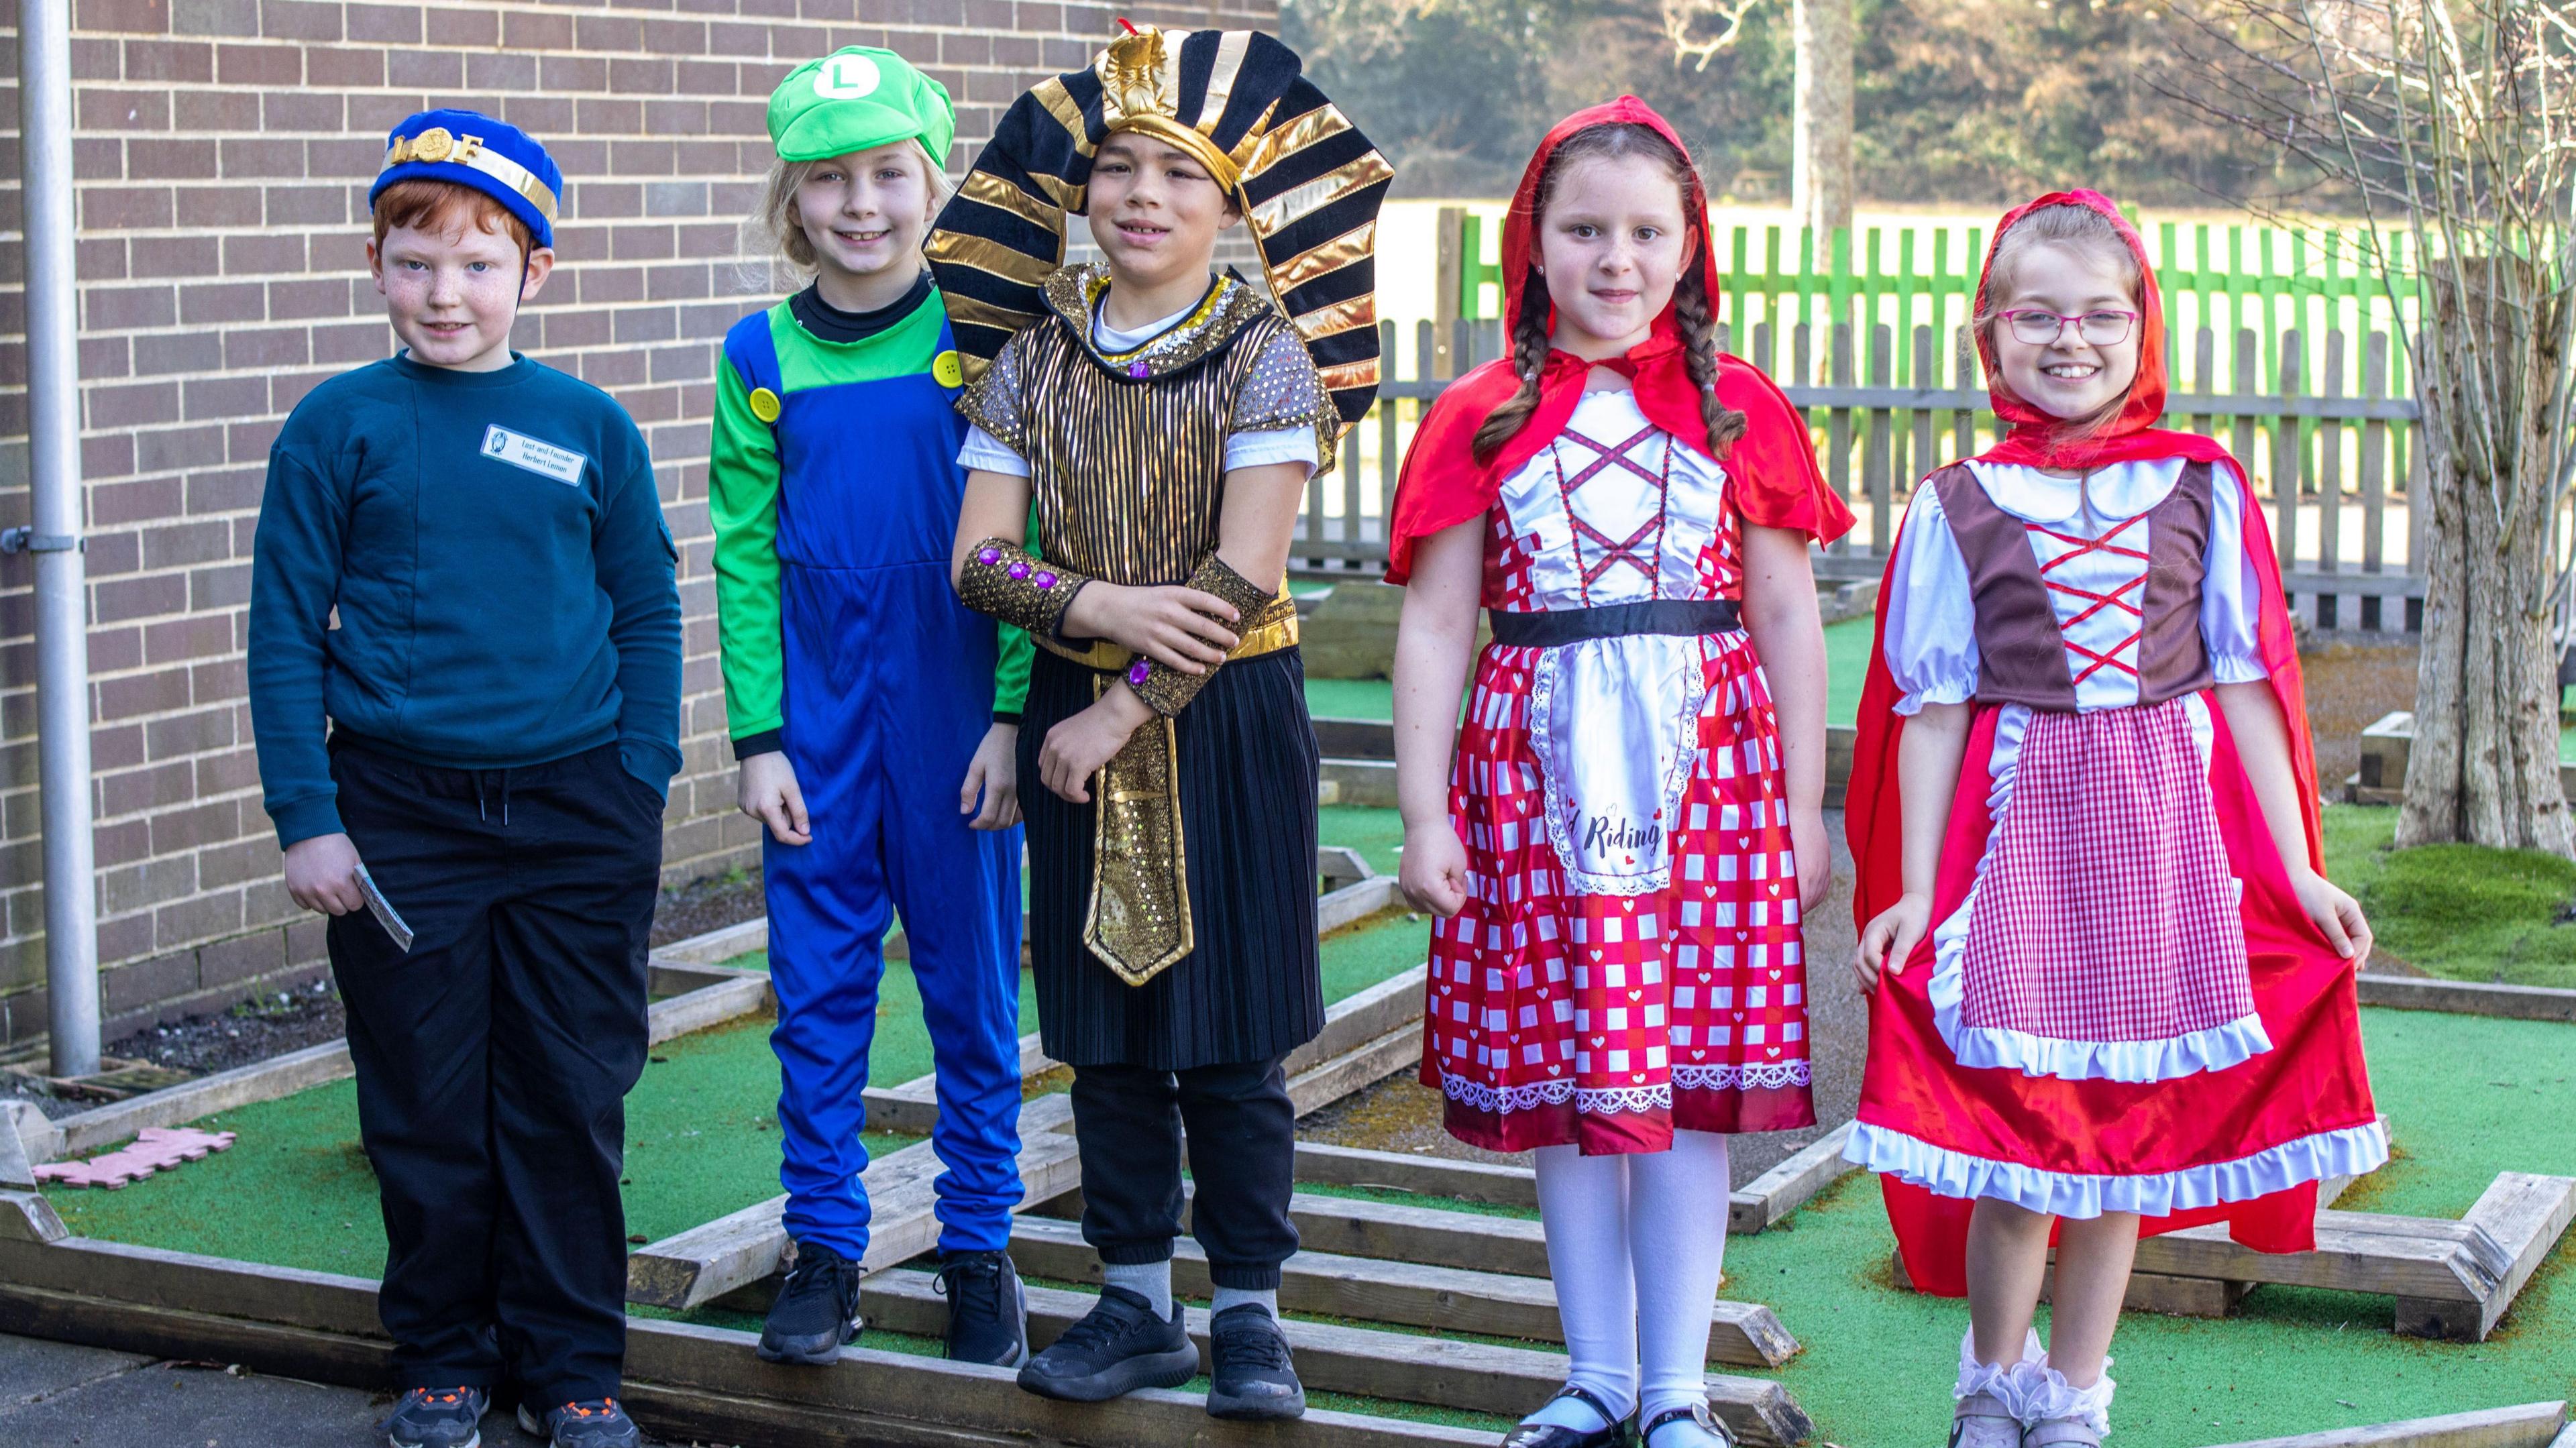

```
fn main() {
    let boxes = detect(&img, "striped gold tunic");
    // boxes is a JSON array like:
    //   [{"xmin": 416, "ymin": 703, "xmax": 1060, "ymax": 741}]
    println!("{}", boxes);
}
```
[
  {"xmin": 957, "ymin": 262, "xmax": 1338, "ymax": 1068},
  {"xmin": 957, "ymin": 264, "xmax": 1340, "ymax": 587}
]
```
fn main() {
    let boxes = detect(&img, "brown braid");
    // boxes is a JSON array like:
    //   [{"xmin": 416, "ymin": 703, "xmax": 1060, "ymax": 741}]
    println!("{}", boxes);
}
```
[
  {"xmin": 1672, "ymin": 267, "xmax": 1748, "ymax": 459},
  {"xmin": 1470, "ymin": 282, "xmax": 1554, "ymax": 464}
]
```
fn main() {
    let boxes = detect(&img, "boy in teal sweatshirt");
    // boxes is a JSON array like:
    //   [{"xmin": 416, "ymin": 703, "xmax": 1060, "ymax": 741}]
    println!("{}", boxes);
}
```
[{"xmin": 248, "ymin": 111, "xmax": 674, "ymax": 1448}]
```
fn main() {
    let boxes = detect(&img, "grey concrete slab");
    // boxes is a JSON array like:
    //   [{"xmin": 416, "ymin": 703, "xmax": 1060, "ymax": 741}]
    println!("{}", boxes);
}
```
[
  {"xmin": 0, "ymin": 1333, "xmax": 150, "ymax": 1407},
  {"xmin": 0, "ymin": 1338, "xmax": 395, "ymax": 1445}
]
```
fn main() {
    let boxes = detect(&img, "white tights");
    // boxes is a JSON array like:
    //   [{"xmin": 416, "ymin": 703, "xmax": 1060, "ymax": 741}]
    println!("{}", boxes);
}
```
[{"xmin": 1522, "ymin": 1131, "xmax": 1733, "ymax": 1443}]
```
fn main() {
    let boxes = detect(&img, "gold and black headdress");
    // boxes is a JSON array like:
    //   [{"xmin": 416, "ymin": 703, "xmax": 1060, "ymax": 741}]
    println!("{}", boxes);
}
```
[{"xmin": 927, "ymin": 23, "xmax": 1393, "ymax": 428}]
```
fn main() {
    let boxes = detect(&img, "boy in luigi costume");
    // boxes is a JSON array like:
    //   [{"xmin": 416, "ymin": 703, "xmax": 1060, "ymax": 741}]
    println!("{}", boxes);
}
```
[{"xmin": 709, "ymin": 47, "xmax": 1034, "ymax": 1368}]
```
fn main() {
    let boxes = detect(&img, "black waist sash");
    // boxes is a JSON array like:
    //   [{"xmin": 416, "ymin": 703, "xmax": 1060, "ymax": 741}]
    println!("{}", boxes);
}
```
[{"xmin": 1487, "ymin": 598, "xmax": 1742, "ymax": 648}]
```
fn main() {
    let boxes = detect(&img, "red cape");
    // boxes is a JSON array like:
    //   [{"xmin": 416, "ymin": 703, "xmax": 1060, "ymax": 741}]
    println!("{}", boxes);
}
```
[
  {"xmin": 1845, "ymin": 190, "xmax": 2357, "ymax": 1290},
  {"xmin": 1383, "ymin": 97, "xmax": 1850, "ymax": 585}
]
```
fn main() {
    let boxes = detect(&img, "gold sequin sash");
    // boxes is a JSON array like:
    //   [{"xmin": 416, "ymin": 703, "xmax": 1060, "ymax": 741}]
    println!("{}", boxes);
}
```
[{"xmin": 1042, "ymin": 598, "xmax": 1299, "ymax": 985}]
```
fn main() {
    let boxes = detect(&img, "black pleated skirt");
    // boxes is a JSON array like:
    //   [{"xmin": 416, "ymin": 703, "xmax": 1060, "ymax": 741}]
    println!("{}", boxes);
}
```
[{"xmin": 1020, "ymin": 646, "xmax": 1324, "ymax": 1070}]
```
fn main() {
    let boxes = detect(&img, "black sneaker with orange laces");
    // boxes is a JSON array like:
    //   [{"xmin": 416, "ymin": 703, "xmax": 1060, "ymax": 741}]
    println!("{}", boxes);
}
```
[
  {"xmin": 381, "ymin": 1385, "xmax": 488, "ymax": 1448},
  {"xmin": 514, "ymin": 1397, "xmax": 641, "ymax": 1448}
]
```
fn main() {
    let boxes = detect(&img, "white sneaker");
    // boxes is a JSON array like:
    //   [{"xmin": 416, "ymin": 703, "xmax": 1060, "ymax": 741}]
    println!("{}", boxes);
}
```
[
  {"xmin": 1948, "ymin": 1392, "xmax": 2023, "ymax": 1448},
  {"xmin": 2024, "ymin": 1416, "xmax": 2104, "ymax": 1447}
]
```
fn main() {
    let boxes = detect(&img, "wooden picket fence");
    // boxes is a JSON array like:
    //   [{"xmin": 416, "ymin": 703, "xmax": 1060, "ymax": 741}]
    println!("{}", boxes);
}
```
[{"xmin": 1295, "ymin": 316, "xmax": 2428, "ymax": 634}]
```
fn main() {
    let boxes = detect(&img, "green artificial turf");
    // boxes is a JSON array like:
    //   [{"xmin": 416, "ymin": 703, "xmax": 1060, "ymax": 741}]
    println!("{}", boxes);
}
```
[
  {"xmin": 1306, "ymin": 676, "xmax": 1395, "ymax": 720},
  {"xmin": 2319, "ymin": 803, "xmax": 2576, "ymax": 989},
  {"xmin": 1320, "ymin": 803, "xmax": 1406, "ymax": 875},
  {"xmin": 47, "ymin": 914, "xmax": 1433, "ymax": 1277}
]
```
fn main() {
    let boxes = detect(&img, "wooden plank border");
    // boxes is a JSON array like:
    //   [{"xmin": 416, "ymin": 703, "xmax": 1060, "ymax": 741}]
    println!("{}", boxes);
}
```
[
  {"xmin": 0, "ymin": 1231, "xmax": 1495, "ymax": 1448},
  {"xmin": 2356, "ymin": 975, "xmax": 2576, "ymax": 1025},
  {"xmin": 2199, "ymin": 1401, "xmax": 2567, "ymax": 1448},
  {"xmin": 860, "ymin": 1267, "xmax": 1815, "ymax": 1448}
]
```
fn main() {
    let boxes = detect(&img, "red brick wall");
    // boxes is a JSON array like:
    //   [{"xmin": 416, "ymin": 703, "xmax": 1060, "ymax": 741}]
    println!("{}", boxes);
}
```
[{"xmin": 0, "ymin": 0, "xmax": 1279, "ymax": 1054}]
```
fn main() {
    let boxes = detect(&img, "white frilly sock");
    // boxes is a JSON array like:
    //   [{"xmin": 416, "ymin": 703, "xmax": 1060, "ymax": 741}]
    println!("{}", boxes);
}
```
[
  {"xmin": 1955, "ymin": 1330, "xmax": 2115, "ymax": 1434},
  {"xmin": 1525, "ymin": 1145, "xmax": 1638, "ymax": 1431}
]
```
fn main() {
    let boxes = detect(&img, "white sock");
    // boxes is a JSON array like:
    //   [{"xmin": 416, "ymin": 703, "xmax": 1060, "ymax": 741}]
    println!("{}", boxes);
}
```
[
  {"xmin": 2028, "ymin": 1347, "xmax": 2116, "ymax": 1433},
  {"xmin": 1527, "ymin": 1144, "xmax": 1638, "ymax": 1431},
  {"xmin": 1103, "ymin": 1259, "xmax": 1174, "ymax": 1319},
  {"xmin": 1210, "ymin": 1286, "xmax": 1277, "ymax": 1319},
  {"xmin": 1629, "ymin": 1130, "xmax": 1732, "ymax": 1435},
  {"xmin": 1957, "ymin": 1328, "xmax": 2047, "ymax": 1416}
]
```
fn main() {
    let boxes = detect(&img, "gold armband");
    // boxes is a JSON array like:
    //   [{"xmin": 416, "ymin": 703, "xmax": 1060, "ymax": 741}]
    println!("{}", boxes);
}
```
[
  {"xmin": 1126, "ymin": 555, "xmax": 1285, "ymax": 716},
  {"xmin": 958, "ymin": 537, "xmax": 1087, "ymax": 637}
]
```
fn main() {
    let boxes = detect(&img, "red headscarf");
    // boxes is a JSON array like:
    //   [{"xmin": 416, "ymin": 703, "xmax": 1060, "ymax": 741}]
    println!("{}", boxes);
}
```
[
  {"xmin": 1847, "ymin": 187, "xmax": 2323, "ymax": 942},
  {"xmin": 1382, "ymin": 97, "xmax": 1849, "ymax": 584}
]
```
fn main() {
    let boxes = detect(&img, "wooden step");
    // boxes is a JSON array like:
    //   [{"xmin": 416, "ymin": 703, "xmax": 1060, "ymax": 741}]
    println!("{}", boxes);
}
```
[
  {"xmin": 1006, "ymin": 1213, "xmax": 1798, "ymax": 1368},
  {"xmin": 861, "ymin": 1268, "xmax": 1814, "ymax": 1448},
  {"xmin": 1041, "ymin": 1182, "xmax": 1552, "ymax": 1279},
  {"xmin": 2201, "ymin": 1400, "xmax": 2567, "ymax": 1448},
  {"xmin": 0, "ymin": 1230, "xmax": 1493, "ymax": 1448}
]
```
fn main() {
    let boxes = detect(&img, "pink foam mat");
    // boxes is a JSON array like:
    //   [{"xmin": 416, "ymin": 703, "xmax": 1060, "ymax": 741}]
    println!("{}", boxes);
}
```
[{"xmin": 33, "ymin": 1127, "xmax": 237, "ymax": 1190}]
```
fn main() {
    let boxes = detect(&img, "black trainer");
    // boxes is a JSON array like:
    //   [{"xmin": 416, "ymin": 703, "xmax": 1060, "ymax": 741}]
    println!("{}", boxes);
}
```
[
  {"xmin": 936, "ymin": 1249, "xmax": 1030, "ymax": 1367},
  {"xmin": 382, "ymin": 1386, "xmax": 488, "ymax": 1448},
  {"xmin": 513, "ymin": 1398, "xmax": 641, "ymax": 1448},
  {"xmin": 757, "ymin": 1239, "xmax": 862, "ymax": 1365},
  {"xmin": 1206, "ymin": 1302, "xmax": 1305, "ymax": 1421},
  {"xmin": 1014, "ymin": 1285, "xmax": 1199, "ymax": 1402}
]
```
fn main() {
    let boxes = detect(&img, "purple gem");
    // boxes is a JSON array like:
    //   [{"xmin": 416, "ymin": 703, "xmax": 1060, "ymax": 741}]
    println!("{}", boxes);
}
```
[
  {"xmin": 1007, "ymin": 562, "xmax": 1031, "ymax": 581},
  {"xmin": 1127, "ymin": 660, "xmax": 1152, "ymax": 685},
  {"xmin": 976, "ymin": 547, "xmax": 1000, "ymax": 565},
  {"xmin": 1127, "ymin": 360, "xmax": 1150, "ymax": 379},
  {"xmin": 1034, "ymin": 571, "xmax": 1058, "ymax": 590}
]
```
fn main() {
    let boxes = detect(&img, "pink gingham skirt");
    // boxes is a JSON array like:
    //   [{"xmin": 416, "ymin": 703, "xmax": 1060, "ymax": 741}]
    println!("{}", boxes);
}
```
[{"xmin": 1952, "ymin": 696, "xmax": 2265, "ymax": 1080}]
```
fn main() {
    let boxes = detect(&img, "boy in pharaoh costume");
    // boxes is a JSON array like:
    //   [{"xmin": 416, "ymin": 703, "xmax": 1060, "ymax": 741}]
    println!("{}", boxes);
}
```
[{"xmin": 928, "ymin": 23, "xmax": 1389, "ymax": 1422}]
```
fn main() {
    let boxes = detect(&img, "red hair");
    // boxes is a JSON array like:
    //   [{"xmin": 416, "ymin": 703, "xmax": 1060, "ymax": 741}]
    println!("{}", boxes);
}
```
[{"xmin": 370, "ymin": 178, "xmax": 535, "ymax": 262}]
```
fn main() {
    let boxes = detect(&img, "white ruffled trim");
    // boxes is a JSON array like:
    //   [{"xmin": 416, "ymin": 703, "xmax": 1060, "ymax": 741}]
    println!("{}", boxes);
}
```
[
  {"xmin": 1843, "ymin": 1117, "xmax": 2390, "ymax": 1220},
  {"xmin": 1672, "ymin": 1061, "xmax": 1811, "ymax": 1091},
  {"xmin": 1439, "ymin": 1062, "xmax": 1811, "ymax": 1117},
  {"xmin": 1929, "ymin": 698, "xmax": 2271, "ymax": 1084},
  {"xmin": 1957, "ymin": 1331, "xmax": 2115, "ymax": 1435}
]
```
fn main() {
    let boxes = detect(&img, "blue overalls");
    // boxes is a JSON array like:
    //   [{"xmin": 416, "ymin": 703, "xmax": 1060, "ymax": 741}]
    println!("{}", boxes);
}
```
[{"xmin": 724, "ymin": 310, "xmax": 1024, "ymax": 1262}]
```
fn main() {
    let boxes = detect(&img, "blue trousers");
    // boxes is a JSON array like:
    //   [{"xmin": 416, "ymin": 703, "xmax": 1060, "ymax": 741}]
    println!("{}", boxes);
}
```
[{"xmin": 767, "ymin": 561, "xmax": 1024, "ymax": 1260}]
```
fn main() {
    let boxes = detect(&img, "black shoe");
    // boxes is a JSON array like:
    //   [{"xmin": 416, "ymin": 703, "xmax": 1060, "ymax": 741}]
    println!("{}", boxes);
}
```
[
  {"xmin": 936, "ymin": 1249, "xmax": 1030, "ymax": 1368},
  {"xmin": 1505, "ymin": 1384, "xmax": 1633, "ymax": 1448},
  {"xmin": 1639, "ymin": 1401, "xmax": 1735, "ymax": 1447},
  {"xmin": 757, "ymin": 1240, "xmax": 862, "ymax": 1365},
  {"xmin": 1205, "ymin": 1303, "xmax": 1305, "ymax": 1421},
  {"xmin": 382, "ymin": 1386, "xmax": 488, "ymax": 1448},
  {"xmin": 1014, "ymin": 1285, "xmax": 1199, "ymax": 1402},
  {"xmin": 512, "ymin": 1398, "xmax": 641, "ymax": 1448}
]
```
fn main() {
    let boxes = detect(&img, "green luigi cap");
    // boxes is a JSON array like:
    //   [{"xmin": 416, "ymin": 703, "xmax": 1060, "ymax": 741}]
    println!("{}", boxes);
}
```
[{"xmin": 768, "ymin": 47, "xmax": 956, "ymax": 166}]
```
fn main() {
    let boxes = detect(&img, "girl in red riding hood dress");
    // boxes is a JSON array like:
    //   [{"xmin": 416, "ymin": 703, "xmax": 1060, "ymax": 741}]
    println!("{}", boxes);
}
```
[
  {"xmin": 1843, "ymin": 192, "xmax": 2386, "ymax": 1447},
  {"xmin": 1385, "ymin": 99, "xmax": 1849, "ymax": 1448}
]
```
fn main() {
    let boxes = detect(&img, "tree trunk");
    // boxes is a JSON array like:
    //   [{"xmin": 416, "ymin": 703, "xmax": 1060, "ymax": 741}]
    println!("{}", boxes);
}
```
[
  {"xmin": 2397, "ymin": 261, "xmax": 2576, "ymax": 856},
  {"xmin": 1791, "ymin": 0, "xmax": 1853, "ymax": 266}
]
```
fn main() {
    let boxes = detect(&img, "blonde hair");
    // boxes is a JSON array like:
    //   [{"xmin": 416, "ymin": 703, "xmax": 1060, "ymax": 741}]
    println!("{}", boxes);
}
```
[
  {"xmin": 736, "ymin": 141, "xmax": 955, "ymax": 293},
  {"xmin": 1974, "ymin": 203, "xmax": 2145, "ymax": 437},
  {"xmin": 1471, "ymin": 123, "xmax": 1745, "ymax": 465}
]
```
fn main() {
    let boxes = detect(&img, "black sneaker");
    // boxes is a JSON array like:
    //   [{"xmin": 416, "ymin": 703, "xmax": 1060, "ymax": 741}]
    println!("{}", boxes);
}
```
[
  {"xmin": 512, "ymin": 1398, "xmax": 640, "ymax": 1448},
  {"xmin": 1206, "ymin": 1302, "xmax": 1305, "ymax": 1421},
  {"xmin": 382, "ymin": 1386, "xmax": 488, "ymax": 1448},
  {"xmin": 1014, "ymin": 1285, "xmax": 1199, "ymax": 1402},
  {"xmin": 936, "ymin": 1249, "xmax": 1030, "ymax": 1367},
  {"xmin": 757, "ymin": 1239, "xmax": 862, "ymax": 1365}
]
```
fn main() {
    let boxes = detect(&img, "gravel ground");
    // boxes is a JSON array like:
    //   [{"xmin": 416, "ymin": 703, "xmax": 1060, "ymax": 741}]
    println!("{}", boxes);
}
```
[{"xmin": 1300, "ymin": 808, "xmax": 1867, "ymax": 1189}]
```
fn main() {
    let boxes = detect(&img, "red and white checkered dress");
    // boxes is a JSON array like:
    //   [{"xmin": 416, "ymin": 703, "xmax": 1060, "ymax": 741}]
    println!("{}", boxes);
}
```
[{"xmin": 1419, "ymin": 391, "xmax": 1818, "ymax": 1154}]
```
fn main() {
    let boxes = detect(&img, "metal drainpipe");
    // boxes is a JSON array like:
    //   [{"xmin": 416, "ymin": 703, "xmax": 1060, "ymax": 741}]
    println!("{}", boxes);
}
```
[{"xmin": 9, "ymin": 0, "xmax": 99, "ymax": 1078}]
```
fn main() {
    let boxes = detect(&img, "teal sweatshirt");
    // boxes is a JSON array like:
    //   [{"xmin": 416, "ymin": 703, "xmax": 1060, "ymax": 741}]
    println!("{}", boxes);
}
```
[{"xmin": 248, "ymin": 353, "xmax": 683, "ymax": 848}]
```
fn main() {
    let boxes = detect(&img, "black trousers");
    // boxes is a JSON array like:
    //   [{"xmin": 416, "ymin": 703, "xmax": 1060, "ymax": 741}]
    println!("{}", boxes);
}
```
[
  {"xmin": 326, "ymin": 737, "xmax": 661, "ymax": 1402},
  {"xmin": 1068, "ymin": 1056, "xmax": 1299, "ymax": 1290}
]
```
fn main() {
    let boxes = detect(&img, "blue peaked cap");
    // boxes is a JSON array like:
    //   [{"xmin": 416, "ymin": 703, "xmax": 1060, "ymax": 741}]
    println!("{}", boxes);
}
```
[{"xmin": 370, "ymin": 109, "xmax": 564, "ymax": 250}]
